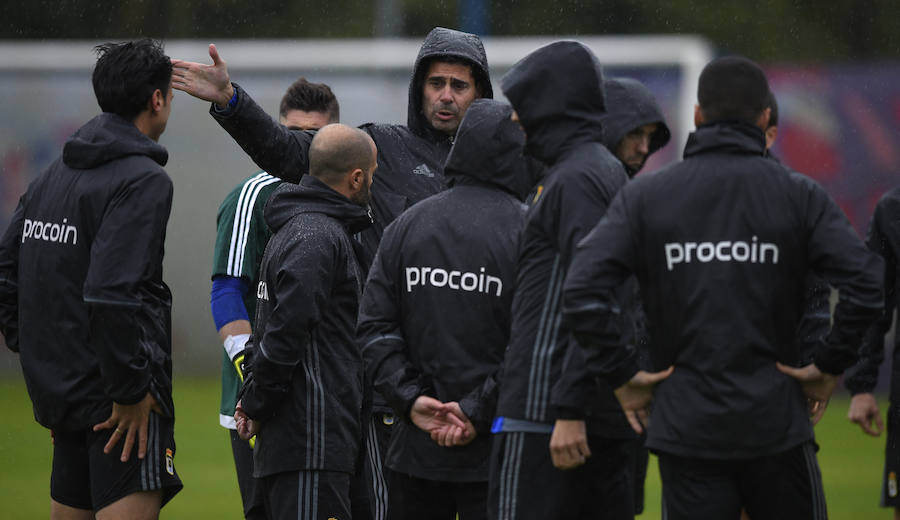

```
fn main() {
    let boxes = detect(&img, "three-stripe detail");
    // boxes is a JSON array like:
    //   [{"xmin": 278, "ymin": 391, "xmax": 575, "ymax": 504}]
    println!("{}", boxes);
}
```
[
  {"xmin": 366, "ymin": 416, "xmax": 389, "ymax": 520},
  {"xmin": 140, "ymin": 413, "xmax": 162, "ymax": 491},
  {"xmin": 226, "ymin": 172, "xmax": 280, "ymax": 277},
  {"xmin": 525, "ymin": 254, "xmax": 565, "ymax": 422},
  {"xmin": 497, "ymin": 432, "xmax": 525, "ymax": 520}
]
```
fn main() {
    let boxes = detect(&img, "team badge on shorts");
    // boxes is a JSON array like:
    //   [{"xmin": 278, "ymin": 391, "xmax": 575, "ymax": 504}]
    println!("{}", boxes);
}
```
[
  {"xmin": 532, "ymin": 185, "xmax": 544, "ymax": 204},
  {"xmin": 889, "ymin": 471, "xmax": 898, "ymax": 498},
  {"xmin": 166, "ymin": 448, "xmax": 175, "ymax": 475},
  {"xmin": 382, "ymin": 413, "xmax": 395, "ymax": 426}
]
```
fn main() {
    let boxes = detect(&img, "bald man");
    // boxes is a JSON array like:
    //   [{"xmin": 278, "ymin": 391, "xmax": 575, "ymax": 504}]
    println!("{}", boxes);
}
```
[{"xmin": 233, "ymin": 124, "xmax": 379, "ymax": 519}]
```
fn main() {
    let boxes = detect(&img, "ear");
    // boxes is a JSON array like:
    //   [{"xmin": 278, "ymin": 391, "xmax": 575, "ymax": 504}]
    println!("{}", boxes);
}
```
[
  {"xmin": 349, "ymin": 168, "xmax": 364, "ymax": 189},
  {"xmin": 765, "ymin": 125, "xmax": 778, "ymax": 150},
  {"xmin": 149, "ymin": 88, "xmax": 165, "ymax": 114},
  {"xmin": 756, "ymin": 107, "xmax": 772, "ymax": 132},
  {"xmin": 693, "ymin": 104, "xmax": 703, "ymax": 128}
]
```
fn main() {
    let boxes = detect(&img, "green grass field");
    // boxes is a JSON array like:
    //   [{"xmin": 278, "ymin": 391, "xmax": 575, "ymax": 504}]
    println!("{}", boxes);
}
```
[{"xmin": 0, "ymin": 377, "xmax": 889, "ymax": 519}]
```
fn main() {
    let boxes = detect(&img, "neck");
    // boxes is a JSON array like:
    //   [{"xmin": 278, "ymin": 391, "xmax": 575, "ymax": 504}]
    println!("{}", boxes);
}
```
[{"xmin": 132, "ymin": 112, "xmax": 160, "ymax": 142}]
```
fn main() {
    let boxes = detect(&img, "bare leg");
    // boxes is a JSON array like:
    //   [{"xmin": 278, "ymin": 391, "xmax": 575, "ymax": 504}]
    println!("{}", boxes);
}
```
[
  {"xmin": 95, "ymin": 490, "xmax": 162, "ymax": 520},
  {"xmin": 894, "ymin": 506, "xmax": 900, "ymax": 520},
  {"xmin": 50, "ymin": 499, "xmax": 94, "ymax": 520},
  {"xmin": 740, "ymin": 509, "xmax": 751, "ymax": 520}
]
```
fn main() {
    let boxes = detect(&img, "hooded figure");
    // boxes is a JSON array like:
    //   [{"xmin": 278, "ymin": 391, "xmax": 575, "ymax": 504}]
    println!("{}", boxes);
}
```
[
  {"xmin": 209, "ymin": 27, "xmax": 492, "ymax": 259},
  {"xmin": 357, "ymin": 98, "xmax": 535, "ymax": 520},
  {"xmin": 238, "ymin": 174, "xmax": 372, "ymax": 494},
  {"xmin": 489, "ymin": 41, "xmax": 636, "ymax": 520},
  {"xmin": 601, "ymin": 77, "xmax": 671, "ymax": 176}
]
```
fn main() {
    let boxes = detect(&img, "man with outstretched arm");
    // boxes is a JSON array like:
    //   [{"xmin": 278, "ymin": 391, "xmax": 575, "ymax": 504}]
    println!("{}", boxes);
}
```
[
  {"xmin": 0, "ymin": 39, "xmax": 182, "ymax": 519},
  {"xmin": 210, "ymin": 77, "xmax": 339, "ymax": 520},
  {"xmin": 562, "ymin": 56, "xmax": 883, "ymax": 520},
  {"xmin": 358, "ymin": 98, "xmax": 539, "ymax": 520}
]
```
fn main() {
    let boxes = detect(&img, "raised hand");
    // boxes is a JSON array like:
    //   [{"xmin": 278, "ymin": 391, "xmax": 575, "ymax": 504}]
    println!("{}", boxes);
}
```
[
  {"xmin": 614, "ymin": 366, "xmax": 674, "ymax": 434},
  {"xmin": 776, "ymin": 362, "xmax": 836, "ymax": 425},
  {"xmin": 550, "ymin": 419, "xmax": 591, "ymax": 470},
  {"xmin": 847, "ymin": 392, "xmax": 884, "ymax": 436},
  {"xmin": 171, "ymin": 43, "xmax": 235, "ymax": 106}
]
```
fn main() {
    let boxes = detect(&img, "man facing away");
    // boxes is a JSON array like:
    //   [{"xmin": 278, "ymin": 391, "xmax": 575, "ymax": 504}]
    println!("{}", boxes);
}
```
[
  {"xmin": 845, "ymin": 186, "xmax": 900, "ymax": 519},
  {"xmin": 209, "ymin": 77, "xmax": 339, "ymax": 520},
  {"xmin": 488, "ymin": 41, "xmax": 637, "ymax": 520},
  {"xmin": 598, "ymin": 76, "xmax": 671, "ymax": 516},
  {"xmin": 358, "ymin": 98, "xmax": 540, "ymax": 520},
  {"xmin": 233, "ymin": 124, "xmax": 377, "ymax": 519},
  {"xmin": 562, "ymin": 55, "xmax": 883, "ymax": 520},
  {"xmin": 0, "ymin": 39, "xmax": 183, "ymax": 519}
]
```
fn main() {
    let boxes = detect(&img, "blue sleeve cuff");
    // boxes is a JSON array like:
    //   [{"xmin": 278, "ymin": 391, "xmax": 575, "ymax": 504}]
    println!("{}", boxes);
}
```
[{"xmin": 211, "ymin": 276, "xmax": 250, "ymax": 330}]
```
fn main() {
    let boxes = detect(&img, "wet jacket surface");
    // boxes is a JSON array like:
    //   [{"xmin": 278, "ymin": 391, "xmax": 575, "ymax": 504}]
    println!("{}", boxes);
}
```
[
  {"xmin": 240, "ymin": 176, "xmax": 372, "ymax": 477},
  {"xmin": 0, "ymin": 113, "xmax": 175, "ymax": 430},
  {"xmin": 493, "ymin": 41, "xmax": 634, "ymax": 438},
  {"xmin": 601, "ymin": 77, "xmax": 671, "ymax": 177},
  {"xmin": 358, "ymin": 99, "xmax": 534, "ymax": 481},
  {"xmin": 563, "ymin": 121, "xmax": 883, "ymax": 459},
  {"xmin": 210, "ymin": 27, "xmax": 492, "ymax": 260},
  {"xmin": 846, "ymin": 187, "xmax": 900, "ymax": 401}
]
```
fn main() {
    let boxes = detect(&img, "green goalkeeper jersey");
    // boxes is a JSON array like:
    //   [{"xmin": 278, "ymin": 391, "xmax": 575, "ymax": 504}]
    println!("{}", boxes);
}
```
[{"xmin": 211, "ymin": 171, "xmax": 282, "ymax": 428}]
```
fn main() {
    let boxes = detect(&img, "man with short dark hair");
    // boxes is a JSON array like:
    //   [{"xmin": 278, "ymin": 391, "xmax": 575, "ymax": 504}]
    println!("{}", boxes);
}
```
[
  {"xmin": 233, "ymin": 123, "xmax": 377, "ymax": 519},
  {"xmin": 0, "ymin": 39, "xmax": 183, "ymax": 519},
  {"xmin": 562, "ymin": 55, "xmax": 884, "ymax": 519},
  {"xmin": 210, "ymin": 77, "xmax": 339, "ymax": 520}
]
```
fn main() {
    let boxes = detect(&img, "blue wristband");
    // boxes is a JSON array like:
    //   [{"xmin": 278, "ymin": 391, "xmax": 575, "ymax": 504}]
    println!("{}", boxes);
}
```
[
  {"xmin": 211, "ymin": 276, "xmax": 249, "ymax": 330},
  {"xmin": 226, "ymin": 88, "xmax": 238, "ymax": 108}
]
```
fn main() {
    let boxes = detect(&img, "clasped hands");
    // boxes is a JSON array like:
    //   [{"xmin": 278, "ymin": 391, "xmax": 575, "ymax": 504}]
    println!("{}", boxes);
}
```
[{"xmin": 410, "ymin": 395, "xmax": 477, "ymax": 447}]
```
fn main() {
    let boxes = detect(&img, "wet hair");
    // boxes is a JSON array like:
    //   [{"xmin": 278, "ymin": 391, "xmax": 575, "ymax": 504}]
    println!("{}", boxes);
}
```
[
  {"xmin": 698, "ymin": 56, "xmax": 770, "ymax": 125},
  {"xmin": 420, "ymin": 55, "xmax": 486, "ymax": 97},
  {"xmin": 92, "ymin": 39, "xmax": 171, "ymax": 120},
  {"xmin": 766, "ymin": 91, "xmax": 779, "ymax": 129},
  {"xmin": 279, "ymin": 77, "xmax": 340, "ymax": 123},
  {"xmin": 309, "ymin": 124, "xmax": 375, "ymax": 184}
]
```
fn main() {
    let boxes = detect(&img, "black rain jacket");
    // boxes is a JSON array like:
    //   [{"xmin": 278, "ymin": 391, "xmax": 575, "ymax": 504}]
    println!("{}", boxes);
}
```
[
  {"xmin": 846, "ymin": 187, "xmax": 900, "ymax": 400},
  {"xmin": 357, "ymin": 99, "xmax": 535, "ymax": 482},
  {"xmin": 563, "ymin": 121, "xmax": 884, "ymax": 459},
  {"xmin": 0, "ymin": 113, "xmax": 175, "ymax": 430},
  {"xmin": 601, "ymin": 77, "xmax": 671, "ymax": 177},
  {"xmin": 210, "ymin": 27, "xmax": 492, "ymax": 260},
  {"xmin": 240, "ymin": 175, "xmax": 372, "ymax": 477},
  {"xmin": 493, "ymin": 41, "xmax": 635, "ymax": 438}
]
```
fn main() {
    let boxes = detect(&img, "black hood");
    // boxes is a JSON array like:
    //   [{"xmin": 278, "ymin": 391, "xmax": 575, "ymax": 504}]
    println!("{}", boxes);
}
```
[
  {"xmin": 264, "ymin": 175, "xmax": 372, "ymax": 235},
  {"xmin": 601, "ymin": 78, "xmax": 671, "ymax": 175},
  {"xmin": 408, "ymin": 27, "xmax": 493, "ymax": 140},
  {"xmin": 684, "ymin": 121, "xmax": 767, "ymax": 159},
  {"xmin": 62, "ymin": 112, "xmax": 168, "ymax": 169},
  {"xmin": 501, "ymin": 41, "xmax": 606, "ymax": 165},
  {"xmin": 443, "ymin": 99, "xmax": 538, "ymax": 201}
]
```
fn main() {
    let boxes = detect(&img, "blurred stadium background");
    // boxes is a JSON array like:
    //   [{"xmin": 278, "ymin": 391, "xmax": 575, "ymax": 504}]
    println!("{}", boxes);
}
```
[{"xmin": 0, "ymin": 1, "xmax": 898, "ymax": 518}]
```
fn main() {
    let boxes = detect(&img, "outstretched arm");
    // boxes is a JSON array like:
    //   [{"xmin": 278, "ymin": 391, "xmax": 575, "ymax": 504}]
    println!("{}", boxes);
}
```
[
  {"xmin": 171, "ymin": 44, "xmax": 234, "ymax": 106},
  {"xmin": 171, "ymin": 44, "xmax": 313, "ymax": 183}
]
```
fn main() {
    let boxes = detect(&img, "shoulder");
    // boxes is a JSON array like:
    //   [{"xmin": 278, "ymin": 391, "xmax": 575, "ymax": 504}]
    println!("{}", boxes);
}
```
[
  {"xmin": 360, "ymin": 122, "xmax": 414, "ymax": 143},
  {"xmin": 217, "ymin": 172, "xmax": 281, "ymax": 215}
]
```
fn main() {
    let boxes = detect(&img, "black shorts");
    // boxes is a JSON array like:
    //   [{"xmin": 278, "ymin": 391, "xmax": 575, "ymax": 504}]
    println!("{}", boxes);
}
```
[
  {"xmin": 361, "ymin": 412, "xmax": 394, "ymax": 520},
  {"xmin": 260, "ymin": 469, "xmax": 351, "ymax": 520},
  {"xmin": 658, "ymin": 441, "xmax": 826, "ymax": 520},
  {"xmin": 229, "ymin": 429, "xmax": 267, "ymax": 519},
  {"xmin": 881, "ymin": 402, "xmax": 900, "ymax": 508},
  {"xmin": 488, "ymin": 431, "xmax": 633, "ymax": 520},
  {"xmin": 50, "ymin": 412, "xmax": 183, "ymax": 511},
  {"xmin": 387, "ymin": 469, "xmax": 488, "ymax": 520}
]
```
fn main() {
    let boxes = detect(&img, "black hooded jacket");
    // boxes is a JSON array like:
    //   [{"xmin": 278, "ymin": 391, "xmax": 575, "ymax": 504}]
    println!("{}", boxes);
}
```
[
  {"xmin": 357, "ymin": 99, "xmax": 534, "ymax": 482},
  {"xmin": 845, "ymin": 187, "xmax": 900, "ymax": 401},
  {"xmin": 210, "ymin": 27, "xmax": 492, "ymax": 261},
  {"xmin": 492, "ymin": 41, "xmax": 634, "ymax": 438},
  {"xmin": 0, "ymin": 113, "xmax": 175, "ymax": 430},
  {"xmin": 563, "ymin": 121, "xmax": 883, "ymax": 459},
  {"xmin": 601, "ymin": 77, "xmax": 671, "ymax": 177},
  {"xmin": 240, "ymin": 175, "xmax": 372, "ymax": 477}
]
